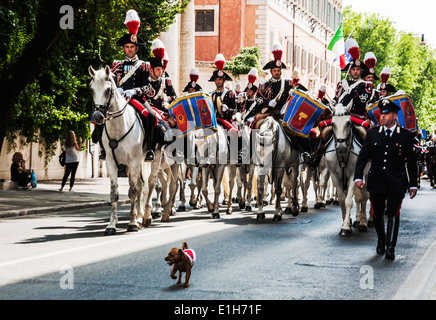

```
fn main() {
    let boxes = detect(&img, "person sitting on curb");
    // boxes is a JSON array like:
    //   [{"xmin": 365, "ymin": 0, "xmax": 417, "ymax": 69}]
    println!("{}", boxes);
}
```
[{"xmin": 10, "ymin": 152, "xmax": 32, "ymax": 189}]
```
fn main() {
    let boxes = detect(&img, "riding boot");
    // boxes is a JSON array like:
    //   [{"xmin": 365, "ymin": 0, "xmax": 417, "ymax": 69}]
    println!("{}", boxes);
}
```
[
  {"xmin": 141, "ymin": 103, "xmax": 158, "ymax": 161},
  {"xmin": 385, "ymin": 215, "xmax": 400, "ymax": 260},
  {"xmin": 373, "ymin": 215, "xmax": 386, "ymax": 254},
  {"xmin": 145, "ymin": 128, "xmax": 156, "ymax": 161}
]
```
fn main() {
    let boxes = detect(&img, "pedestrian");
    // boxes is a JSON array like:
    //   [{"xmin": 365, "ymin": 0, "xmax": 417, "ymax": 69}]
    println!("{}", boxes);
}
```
[
  {"xmin": 354, "ymin": 98, "xmax": 418, "ymax": 260},
  {"xmin": 59, "ymin": 130, "xmax": 82, "ymax": 192},
  {"xmin": 11, "ymin": 152, "xmax": 32, "ymax": 189}
]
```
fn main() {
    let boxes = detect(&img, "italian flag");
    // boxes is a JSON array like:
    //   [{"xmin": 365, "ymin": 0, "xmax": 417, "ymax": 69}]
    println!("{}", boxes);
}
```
[{"xmin": 328, "ymin": 24, "xmax": 346, "ymax": 69}]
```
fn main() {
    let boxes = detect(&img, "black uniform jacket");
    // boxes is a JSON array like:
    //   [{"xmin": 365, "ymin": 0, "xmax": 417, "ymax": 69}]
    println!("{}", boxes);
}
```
[
  {"xmin": 354, "ymin": 125, "xmax": 418, "ymax": 194},
  {"xmin": 258, "ymin": 78, "xmax": 293, "ymax": 113}
]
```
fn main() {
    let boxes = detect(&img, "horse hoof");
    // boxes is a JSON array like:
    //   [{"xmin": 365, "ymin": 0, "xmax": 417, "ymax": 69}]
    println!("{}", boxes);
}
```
[
  {"xmin": 152, "ymin": 212, "xmax": 161, "ymax": 219},
  {"xmin": 301, "ymin": 206, "xmax": 308, "ymax": 212},
  {"xmin": 339, "ymin": 229, "xmax": 352, "ymax": 237},
  {"xmin": 143, "ymin": 218, "xmax": 152, "ymax": 227},
  {"xmin": 211, "ymin": 213, "xmax": 220, "ymax": 219},
  {"xmin": 161, "ymin": 215, "xmax": 170, "ymax": 222},
  {"xmin": 177, "ymin": 205, "xmax": 186, "ymax": 212},
  {"xmin": 358, "ymin": 225, "xmax": 368, "ymax": 232},
  {"xmin": 291, "ymin": 210, "xmax": 299, "ymax": 217},
  {"xmin": 333, "ymin": 200, "xmax": 339, "ymax": 205},
  {"xmin": 326, "ymin": 200, "xmax": 332, "ymax": 205},
  {"xmin": 226, "ymin": 209, "xmax": 232, "ymax": 215},
  {"xmin": 239, "ymin": 203, "xmax": 246, "ymax": 210},
  {"xmin": 256, "ymin": 213, "xmax": 265, "ymax": 220},
  {"xmin": 189, "ymin": 200, "xmax": 197, "ymax": 207},
  {"xmin": 246, "ymin": 205, "xmax": 252, "ymax": 212},
  {"xmin": 273, "ymin": 214, "xmax": 282, "ymax": 221},
  {"xmin": 104, "ymin": 228, "xmax": 116, "ymax": 236},
  {"xmin": 127, "ymin": 225, "xmax": 139, "ymax": 232},
  {"xmin": 352, "ymin": 221, "xmax": 360, "ymax": 228},
  {"xmin": 284, "ymin": 207, "xmax": 292, "ymax": 214},
  {"xmin": 314, "ymin": 203, "xmax": 321, "ymax": 209}
]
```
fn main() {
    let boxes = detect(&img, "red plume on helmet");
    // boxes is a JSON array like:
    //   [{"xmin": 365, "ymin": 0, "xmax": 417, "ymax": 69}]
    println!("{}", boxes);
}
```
[
  {"xmin": 247, "ymin": 68, "xmax": 258, "ymax": 84},
  {"xmin": 152, "ymin": 39, "xmax": 165, "ymax": 59},
  {"xmin": 318, "ymin": 84, "xmax": 327, "ymax": 100},
  {"xmin": 379, "ymin": 67, "xmax": 390, "ymax": 89},
  {"xmin": 364, "ymin": 52, "xmax": 377, "ymax": 73},
  {"xmin": 214, "ymin": 53, "xmax": 225, "ymax": 71},
  {"xmin": 124, "ymin": 10, "xmax": 140, "ymax": 36},
  {"xmin": 272, "ymin": 43, "xmax": 283, "ymax": 61},
  {"xmin": 346, "ymin": 38, "xmax": 360, "ymax": 60},
  {"xmin": 189, "ymin": 68, "xmax": 199, "ymax": 83}
]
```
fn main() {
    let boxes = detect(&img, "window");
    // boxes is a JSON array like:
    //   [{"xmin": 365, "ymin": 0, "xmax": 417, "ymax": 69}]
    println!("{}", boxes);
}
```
[
  {"xmin": 195, "ymin": 10, "xmax": 214, "ymax": 32},
  {"xmin": 195, "ymin": 5, "xmax": 219, "ymax": 36}
]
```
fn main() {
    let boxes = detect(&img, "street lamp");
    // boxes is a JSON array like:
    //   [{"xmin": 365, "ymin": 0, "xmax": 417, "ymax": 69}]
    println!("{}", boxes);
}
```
[{"xmin": 419, "ymin": 34, "xmax": 426, "ymax": 46}]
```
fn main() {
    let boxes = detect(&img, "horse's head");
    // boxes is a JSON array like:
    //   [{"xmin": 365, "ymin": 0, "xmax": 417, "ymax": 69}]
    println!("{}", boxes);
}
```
[
  {"xmin": 331, "ymin": 99, "xmax": 353, "ymax": 155},
  {"xmin": 89, "ymin": 65, "xmax": 116, "ymax": 125}
]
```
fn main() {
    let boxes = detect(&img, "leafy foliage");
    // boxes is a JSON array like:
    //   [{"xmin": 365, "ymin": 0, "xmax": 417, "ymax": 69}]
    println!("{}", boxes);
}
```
[
  {"xmin": 1, "ymin": 0, "xmax": 189, "ymax": 163},
  {"xmin": 343, "ymin": 6, "xmax": 436, "ymax": 130},
  {"xmin": 224, "ymin": 46, "xmax": 261, "ymax": 78}
]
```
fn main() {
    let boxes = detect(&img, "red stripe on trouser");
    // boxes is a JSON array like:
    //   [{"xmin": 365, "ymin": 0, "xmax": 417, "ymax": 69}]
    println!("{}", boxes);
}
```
[{"xmin": 369, "ymin": 198, "xmax": 376, "ymax": 218}]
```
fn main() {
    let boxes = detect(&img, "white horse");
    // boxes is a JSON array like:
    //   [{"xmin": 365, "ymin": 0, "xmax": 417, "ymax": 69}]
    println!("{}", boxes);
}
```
[
  {"xmin": 193, "ymin": 124, "xmax": 237, "ymax": 218},
  {"xmin": 89, "ymin": 65, "xmax": 151, "ymax": 235},
  {"xmin": 232, "ymin": 112, "xmax": 256, "ymax": 211},
  {"xmin": 324, "ymin": 100, "xmax": 370, "ymax": 236},
  {"xmin": 255, "ymin": 117, "xmax": 300, "ymax": 221}
]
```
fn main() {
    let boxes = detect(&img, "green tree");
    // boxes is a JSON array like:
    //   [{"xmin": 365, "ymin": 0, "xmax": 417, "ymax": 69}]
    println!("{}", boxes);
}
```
[
  {"xmin": 224, "ymin": 46, "xmax": 261, "ymax": 79},
  {"xmin": 343, "ymin": 6, "xmax": 436, "ymax": 130},
  {"xmin": 0, "ymin": 0, "xmax": 189, "ymax": 160}
]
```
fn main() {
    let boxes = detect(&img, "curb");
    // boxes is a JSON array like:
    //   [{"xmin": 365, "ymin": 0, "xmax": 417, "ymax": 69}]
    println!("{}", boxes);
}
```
[{"xmin": 0, "ymin": 199, "xmax": 131, "ymax": 219}]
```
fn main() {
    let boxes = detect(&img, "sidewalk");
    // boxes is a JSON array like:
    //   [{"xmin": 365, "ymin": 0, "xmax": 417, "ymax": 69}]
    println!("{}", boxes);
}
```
[{"xmin": 0, "ymin": 178, "xmax": 130, "ymax": 218}]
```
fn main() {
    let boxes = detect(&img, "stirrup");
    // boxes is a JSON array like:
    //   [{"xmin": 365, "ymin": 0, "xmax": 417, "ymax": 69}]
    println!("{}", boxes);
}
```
[{"xmin": 145, "ymin": 150, "xmax": 155, "ymax": 161}]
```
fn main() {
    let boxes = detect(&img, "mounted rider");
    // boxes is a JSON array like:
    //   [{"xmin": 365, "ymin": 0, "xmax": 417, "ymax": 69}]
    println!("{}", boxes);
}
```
[
  {"xmin": 334, "ymin": 39, "xmax": 372, "ymax": 119},
  {"xmin": 209, "ymin": 54, "xmax": 244, "ymax": 165},
  {"xmin": 255, "ymin": 43, "xmax": 293, "ymax": 124},
  {"xmin": 92, "ymin": 9, "xmax": 152, "ymax": 160},
  {"xmin": 133, "ymin": 39, "xmax": 178, "ymax": 160},
  {"xmin": 236, "ymin": 67, "xmax": 264, "ymax": 127}
]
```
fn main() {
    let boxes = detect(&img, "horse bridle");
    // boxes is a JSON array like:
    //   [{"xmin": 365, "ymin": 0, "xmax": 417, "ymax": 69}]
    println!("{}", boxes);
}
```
[
  {"xmin": 92, "ymin": 78, "xmax": 139, "ymax": 168},
  {"xmin": 93, "ymin": 79, "xmax": 129, "ymax": 122}
]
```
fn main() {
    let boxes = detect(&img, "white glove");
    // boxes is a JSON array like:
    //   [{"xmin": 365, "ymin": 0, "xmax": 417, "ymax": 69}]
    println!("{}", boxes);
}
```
[
  {"xmin": 117, "ymin": 88, "xmax": 125, "ymax": 95},
  {"xmin": 247, "ymin": 116, "xmax": 255, "ymax": 123},
  {"xmin": 124, "ymin": 89, "xmax": 136, "ymax": 98},
  {"xmin": 222, "ymin": 104, "xmax": 229, "ymax": 112},
  {"xmin": 268, "ymin": 100, "xmax": 277, "ymax": 108}
]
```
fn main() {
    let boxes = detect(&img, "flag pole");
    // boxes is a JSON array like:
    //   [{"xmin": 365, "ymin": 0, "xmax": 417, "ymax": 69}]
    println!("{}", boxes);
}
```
[{"xmin": 342, "ymin": 27, "xmax": 356, "ymax": 80}]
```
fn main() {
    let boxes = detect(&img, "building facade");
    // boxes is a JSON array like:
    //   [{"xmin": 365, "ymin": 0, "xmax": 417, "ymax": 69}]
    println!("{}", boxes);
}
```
[{"xmin": 191, "ymin": 0, "xmax": 343, "ymax": 95}]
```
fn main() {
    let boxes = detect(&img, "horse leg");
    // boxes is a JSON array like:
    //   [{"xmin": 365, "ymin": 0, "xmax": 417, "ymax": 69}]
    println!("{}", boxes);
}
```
[
  {"xmin": 256, "ymin": 173, "xmax": 266, "ymax": 220},
  {"xmin": 162, "ymin": 165, "xmax": 180, "ymax": 222},
  {"xmin": 126, "ymin": 167, "xmax": 141, "ymax": 232},
  {"xmin": 212, "ymin": 165, "xmax": 226, "ymax": 218},
  {"xmin": 226, "ymin": 166, "xmax": 236, "ymax": 214},
  {"xmin": 273, "ymin": 168, "xmax": 284, "ymax": 221},
  {"xmin": 105, "ymin": 166, "xmax": 119, "ymax": 235},
  {"xmin": 143, "ymin": 162, "xmax": 159, "ymax": 227},
  {"xmin": 290, "ymin": 166, "xmax": 300, "ymax": 216},
  {"xmin": 300, "ymin": 165, "xmax": 310, "ymax": 212},
  {"xmin": 339, "ymin": 183, "xmax": 355, "ymax": 237},
  {"xmin": 177, "ymin": 165, "xmax": 186, "ymax": 212},
  {"xmin": 245, "ymin": 165, "xmax": 255, "ymax": 212},
  {"xmin": 201, "ymin": 168, "xmax": 214, "ymax": 213}
]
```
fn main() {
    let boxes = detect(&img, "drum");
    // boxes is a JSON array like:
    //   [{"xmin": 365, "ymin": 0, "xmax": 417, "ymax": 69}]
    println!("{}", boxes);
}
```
[
  {"xmin": 367, "ymin": 94, "xmax": 417, "ymax": 132},
  {"xmin": 168, "ymin": 92, "xmax": 217, "ymax": 136},
  {"xmin": 282, "ymin": 89, "xmax": 327, "ymax": 137}
]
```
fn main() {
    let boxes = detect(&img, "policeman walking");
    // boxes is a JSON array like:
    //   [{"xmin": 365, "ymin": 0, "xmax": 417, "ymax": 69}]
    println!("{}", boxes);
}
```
[{"xmin": 354, "ymin": 99, "xmax": 418, "ymax": 260}]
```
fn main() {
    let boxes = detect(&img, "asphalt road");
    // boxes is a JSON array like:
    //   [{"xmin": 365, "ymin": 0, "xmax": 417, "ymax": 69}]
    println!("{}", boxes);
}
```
[{"xmin": 1, "ymin": 182, "xmax": 436, "ymax": 303}]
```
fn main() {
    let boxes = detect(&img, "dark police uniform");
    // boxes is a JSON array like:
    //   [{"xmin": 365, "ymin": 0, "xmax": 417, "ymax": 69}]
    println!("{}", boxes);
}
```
[{"xmin": 354, "ymin": 99, "xmax": 418, "ymax": 259}]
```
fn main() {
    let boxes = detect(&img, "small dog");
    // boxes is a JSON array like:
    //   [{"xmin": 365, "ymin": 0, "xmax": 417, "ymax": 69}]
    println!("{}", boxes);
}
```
[{"xmin": 165, "ymin": 241, "xmax": 196, "ymax": 287}]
